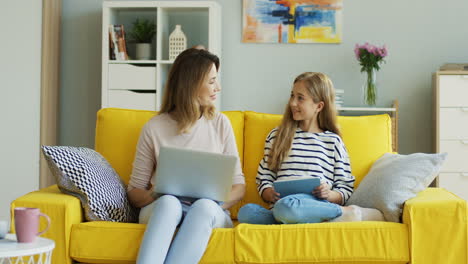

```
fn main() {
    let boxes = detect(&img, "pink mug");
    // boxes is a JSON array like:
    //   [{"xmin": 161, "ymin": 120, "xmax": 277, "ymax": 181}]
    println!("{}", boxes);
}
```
[{"xmin": 14, "ymin": 207, "xmax": 51, "ymax": 243}]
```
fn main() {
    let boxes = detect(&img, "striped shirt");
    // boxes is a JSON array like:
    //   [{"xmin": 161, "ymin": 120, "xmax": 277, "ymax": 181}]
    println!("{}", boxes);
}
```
[{"xmin": 256, "ymin": 127, "xmax": 355, "ymax": 205}]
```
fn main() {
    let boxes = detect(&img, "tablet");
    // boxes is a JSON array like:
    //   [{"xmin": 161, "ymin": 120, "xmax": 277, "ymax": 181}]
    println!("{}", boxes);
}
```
[{"xmin": 273, "ymin": 178, "xmax": 321, "ymax": 198}]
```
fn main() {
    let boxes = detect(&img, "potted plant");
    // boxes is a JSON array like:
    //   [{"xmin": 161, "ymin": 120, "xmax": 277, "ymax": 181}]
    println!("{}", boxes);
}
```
[{"xmin": 129, "ymin": 18, "xmax": 156, "ymax": 60}]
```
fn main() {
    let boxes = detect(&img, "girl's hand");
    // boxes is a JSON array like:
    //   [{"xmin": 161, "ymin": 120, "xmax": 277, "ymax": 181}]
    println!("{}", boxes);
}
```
[
  {"xmin": 262, "ymin": 187, "xmax": 280, "ymax": 203},
  {"xmin": 312, "ymin": 182, "xmax": 331, "ymax": 200}
]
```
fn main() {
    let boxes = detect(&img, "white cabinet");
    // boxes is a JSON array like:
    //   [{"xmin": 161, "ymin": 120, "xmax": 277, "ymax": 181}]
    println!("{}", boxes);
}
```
[
  {"xmin": 101, "ymin": 1, "xmax": 221, "ymax": 111},
  {"xmin": 108, "ymin": 90, "xmax": 156, "ymax": 111},
  {"xmin": 434, "ymin": 71, "xmax": 468, "ymax": 200},
  {"xmin": 108, "ymin": 64, "xmax": 156, "ymax": 90}
]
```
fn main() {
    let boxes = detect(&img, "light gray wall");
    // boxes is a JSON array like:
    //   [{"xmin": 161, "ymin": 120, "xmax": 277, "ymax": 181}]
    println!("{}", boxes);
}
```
[
  {"xmin": 60, "ymin": 1, "xmax": 102, "ymax": 148},
  {"xmin": 0, "ymin": 1, "xmax": 42, "ymax": 220},
  {"xmin": 61, "ymin": 0, "xmax": 468, "ymax": 155}
]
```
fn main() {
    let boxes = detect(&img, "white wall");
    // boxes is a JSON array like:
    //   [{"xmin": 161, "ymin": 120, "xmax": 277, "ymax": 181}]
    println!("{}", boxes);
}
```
[
  {"xmin": 60, "ymin": 0, "xmax": 468, "ymax": 155},
  {"xmin": 0, "ymin": 1, "xmax": 42, "ymax": 220}
]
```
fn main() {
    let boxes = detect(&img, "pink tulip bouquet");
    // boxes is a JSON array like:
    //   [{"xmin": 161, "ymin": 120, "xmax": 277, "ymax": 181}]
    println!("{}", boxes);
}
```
[{"xmin": 354, "ymin": 43, "xmax": 388, "ymax": 105}]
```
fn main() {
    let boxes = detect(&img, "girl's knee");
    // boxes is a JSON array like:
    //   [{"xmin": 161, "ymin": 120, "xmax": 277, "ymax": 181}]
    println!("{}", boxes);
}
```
[
  {"xmin": 238, "ymin": 203, "xmax": 277, "ymax": 225},
  {"xmin": 239, "ymin": 203, "xmax": 261, "ymax": 212},
  {"xmin": 274, "ymin": 195, "xmax": 302, "ymax": 211},
  {"xmin": 273, "ymin": 195, "xmax": 334, "ymax": 224},
  {"xmin": 272, "ymin": 198, "xmax": 302, "ymax": 224},
  {"xmin": 238, "ymin": 203, "xmax": 260, "ymax": 223}
]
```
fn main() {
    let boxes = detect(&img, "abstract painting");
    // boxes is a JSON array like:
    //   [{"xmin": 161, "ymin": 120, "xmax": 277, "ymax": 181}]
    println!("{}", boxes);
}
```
[{"xmin": 242, "ymin": 0, "xmax": 343, "ymax": 44}]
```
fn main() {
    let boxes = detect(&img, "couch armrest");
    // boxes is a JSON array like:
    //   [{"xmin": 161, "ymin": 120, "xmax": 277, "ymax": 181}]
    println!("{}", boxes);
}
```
[
  {"xmin": 11, "ymin": 185, "xmax": 83, "ymax": 264},
  {"xmin": 403, "ymin": 187, "xmax": 467, "ymax": 264}
]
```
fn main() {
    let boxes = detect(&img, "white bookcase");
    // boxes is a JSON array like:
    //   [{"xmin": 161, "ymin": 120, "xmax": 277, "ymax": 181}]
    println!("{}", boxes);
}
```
[
  {"xmin": 101, "ymin": 1, "xmax": 221, "ymax": 111},
  {"xmin": 434, "ymin": 71, "xmax": 468, "ymax": 200}
]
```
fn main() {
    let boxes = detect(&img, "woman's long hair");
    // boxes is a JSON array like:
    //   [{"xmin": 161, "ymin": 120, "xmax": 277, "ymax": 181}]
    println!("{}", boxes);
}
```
[
  {"xmin": 159, "ymin": 48, "xmax": 220, "ymax": 134},
  {"xmin": 268, "ymin": 72, "xmax": 340, "ymax": 172}
]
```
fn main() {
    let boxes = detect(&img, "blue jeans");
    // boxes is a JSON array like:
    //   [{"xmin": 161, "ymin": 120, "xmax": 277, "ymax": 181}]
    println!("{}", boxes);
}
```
[
  {"xmin": 137, "ymin": 195, "xmax": 232, "ymax": 264},
  {"xmin": 238, "ymin": 193, "xmax": 342, "ymax": 224}
]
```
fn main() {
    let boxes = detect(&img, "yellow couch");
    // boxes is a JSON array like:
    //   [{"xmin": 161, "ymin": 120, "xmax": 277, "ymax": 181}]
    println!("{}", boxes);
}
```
[{"xmin": 12, "ymin": 108, "xmax": 467, "ymax": 264}]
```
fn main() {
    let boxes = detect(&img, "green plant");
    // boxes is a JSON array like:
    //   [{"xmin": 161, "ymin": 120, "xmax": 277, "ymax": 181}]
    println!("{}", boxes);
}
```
[{"xmin": 129, "ymin": 18, "xmax": 156, "ymax": 43}]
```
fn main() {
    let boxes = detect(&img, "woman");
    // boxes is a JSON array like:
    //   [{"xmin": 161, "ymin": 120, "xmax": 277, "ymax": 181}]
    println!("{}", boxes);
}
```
[{"xmin": 127, "ymin": 48, "xmax": 245, "ymax": 264}]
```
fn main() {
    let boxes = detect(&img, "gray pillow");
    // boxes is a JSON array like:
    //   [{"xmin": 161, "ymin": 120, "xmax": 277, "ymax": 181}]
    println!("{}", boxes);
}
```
[{"xmin": 346, "ymin": 152, "xmax": 447, "ymax": 222}]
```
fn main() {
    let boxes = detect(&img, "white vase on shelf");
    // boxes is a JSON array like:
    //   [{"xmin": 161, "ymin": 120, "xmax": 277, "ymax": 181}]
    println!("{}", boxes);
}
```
[{"xmin": 169, "ymin": 25, "xmax": 187, "ymax": 60}]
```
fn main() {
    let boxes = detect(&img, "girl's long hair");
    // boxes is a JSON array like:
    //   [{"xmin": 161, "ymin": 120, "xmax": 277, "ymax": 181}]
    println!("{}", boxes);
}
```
[
  {"xmin": 159, "ymin": 48, "xmax": 220, "ymax": 133},
  {"xmin": 268, "ymin": 72, "xmax": 340, "ymax": 172}
]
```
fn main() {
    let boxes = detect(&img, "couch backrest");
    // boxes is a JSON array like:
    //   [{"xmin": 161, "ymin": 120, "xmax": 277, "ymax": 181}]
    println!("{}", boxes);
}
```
[
  {"xmin": 96, "ymin": 108, "xmax": 392, "ymax": 218},
  {"xmin": 95, "ymin": 108, "xmax": 155, "ymax": 185}
]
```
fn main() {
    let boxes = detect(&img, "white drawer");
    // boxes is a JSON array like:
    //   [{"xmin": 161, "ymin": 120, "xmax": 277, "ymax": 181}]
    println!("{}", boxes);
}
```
[
  {"xmin": 439, "ymin": 75, "xmax": 468, "ymax": 107},
  {"xmin": 108, "ymin": 90, "xmax": 156, "ymax": 111},
  {"xmin": 438, "ymin": 172, "xmax": 468, "ymax": 200},
  {"xmin": 439, "ymin": 140, "xmax": 468, "ymax": 171},
  {"xmin": 439, "ymin": 108, "xmax": 468, "ymax": 140},
  {"xmin": 108, "ymin": 64, "xmax": 156, "ymax": 90}
]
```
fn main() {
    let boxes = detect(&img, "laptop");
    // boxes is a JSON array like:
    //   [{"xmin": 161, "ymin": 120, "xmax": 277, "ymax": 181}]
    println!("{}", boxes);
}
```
[{"xmin": 152, "ymin": 146, "xmax": 237, "ymax": 202}]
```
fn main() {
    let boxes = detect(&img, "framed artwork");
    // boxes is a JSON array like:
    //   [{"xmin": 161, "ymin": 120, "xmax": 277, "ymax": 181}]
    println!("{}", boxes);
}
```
[{"xmin": 242, "ymin": 0, "xmax": 343, "ymax": 44}]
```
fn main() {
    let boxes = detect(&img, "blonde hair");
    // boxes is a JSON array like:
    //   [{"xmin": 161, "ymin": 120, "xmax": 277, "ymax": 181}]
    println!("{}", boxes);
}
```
[
  {"xmin": 268, "ymin": 72, "xmax": 340, "ymax": 172},
  {"xmin": 159, "ymin": 48, "xmax": 219, "ymax": 133}
]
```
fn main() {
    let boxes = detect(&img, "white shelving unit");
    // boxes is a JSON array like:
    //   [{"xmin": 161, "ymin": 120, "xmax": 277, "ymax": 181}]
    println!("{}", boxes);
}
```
[
  {"xmin": 101, "ymin": 1, "xmax": 221, "ymax": 111},
  {"xmin": 338, "ymin": 100, "xmax": 399, "ymax": 152}
]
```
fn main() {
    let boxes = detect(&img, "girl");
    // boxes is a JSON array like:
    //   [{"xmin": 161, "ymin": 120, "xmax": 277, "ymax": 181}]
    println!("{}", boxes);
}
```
[
  {"xmin": 238, "ymin": 72, "xmax": 383, "ymax": 224},
  {"xmin": 127, "ymin": 48, "xmax": 246, "ymax": 264}
]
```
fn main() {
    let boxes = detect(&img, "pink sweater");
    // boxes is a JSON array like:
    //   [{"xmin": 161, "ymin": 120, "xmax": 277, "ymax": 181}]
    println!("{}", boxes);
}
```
[{"xmin": 128, "ymin": 112, "xmax": 245, "ymax": 191}]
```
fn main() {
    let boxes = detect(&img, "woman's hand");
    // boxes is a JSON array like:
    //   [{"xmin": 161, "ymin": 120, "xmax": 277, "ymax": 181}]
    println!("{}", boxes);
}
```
[
  {"xmin": 127, "ymin": 188, "xmax": 156, "ymax": 208},
  {"xmin": 262, "ymin": 187, "xmax": 280, "ymax": 203},
  {"xmin": 221, "ymin": 184, "xmax": 246, "ymax": 210},
  {"xmin": 312, "ymin": 182, "xmax": 331, "ymax": 200}
]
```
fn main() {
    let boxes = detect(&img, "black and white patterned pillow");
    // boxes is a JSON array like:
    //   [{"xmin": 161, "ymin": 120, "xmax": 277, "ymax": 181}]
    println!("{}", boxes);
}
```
[{"xmin": 42, "ymin": 146, "xmax": 138, "ymax": 222}]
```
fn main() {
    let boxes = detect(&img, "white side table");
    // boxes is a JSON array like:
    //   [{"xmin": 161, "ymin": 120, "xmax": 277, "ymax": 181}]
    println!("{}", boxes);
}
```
[{"xmin": 0, "ymin": 234, "xmax": 55, "ymax": 264}]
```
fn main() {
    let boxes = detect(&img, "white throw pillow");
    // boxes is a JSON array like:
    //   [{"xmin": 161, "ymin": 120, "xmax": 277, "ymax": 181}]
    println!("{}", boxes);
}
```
[{"xmin": 346, "ymin": 152, "xmax": 447, "ymax": 222}]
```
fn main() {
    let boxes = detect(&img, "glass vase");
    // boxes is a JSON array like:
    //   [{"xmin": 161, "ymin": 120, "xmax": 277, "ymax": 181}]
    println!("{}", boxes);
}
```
[{"xmin": 362, "ymin": 68, "xmax": 378, "ymax": 106}]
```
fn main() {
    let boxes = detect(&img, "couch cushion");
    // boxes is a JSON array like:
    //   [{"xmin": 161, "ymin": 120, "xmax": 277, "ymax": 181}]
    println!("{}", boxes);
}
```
[
  {"xmin": 235, "ymin": 222, "xmax": 409, "ymax": 264},
  {"xmin": 95, "ymin": 108, "xmax": 244, "ymax": 186},
  {"xmin": 221, "ymin": 111, "xmax": 245, "ymax": 164},
  {"xmin": 239, "ymin": 112, "xmax": 283, "ymax": 215},
  {"xmin": 240, "ymin": 112, "xmax": 393, "ymax": 215},
  {"xmin": 338, "ymin": 114, "xmax": 393, "ymax": 186},
  {"xmin": 95, "ymin": 108, "xmax": 156, "ymax": 185},
  {"xmin": 70, "ymin": 222, "xmax": 234, "ymax": 264}
]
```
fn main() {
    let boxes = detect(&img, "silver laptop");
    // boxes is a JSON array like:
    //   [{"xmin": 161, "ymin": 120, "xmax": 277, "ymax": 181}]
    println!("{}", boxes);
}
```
[{"xmin": 152, "ymin": 146, "xmax": 237, "ymax": 202}]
